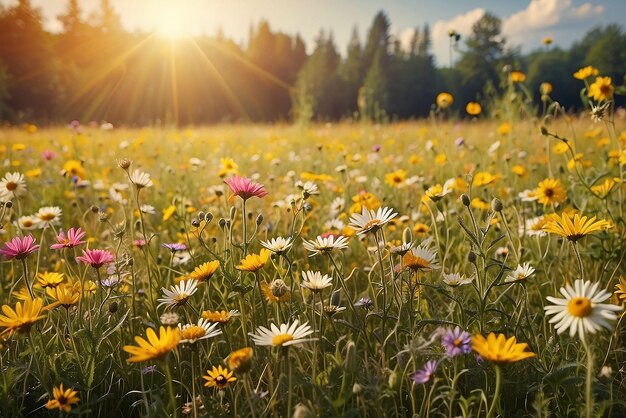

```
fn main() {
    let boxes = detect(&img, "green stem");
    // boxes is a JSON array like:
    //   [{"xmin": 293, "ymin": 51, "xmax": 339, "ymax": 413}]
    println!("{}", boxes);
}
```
[
  {"xmin": 487, "ymin": 365, "xmax": 502, "ymax": 418},
  {"xmin": 583, "ymin": 339, "xmax": 594, "ymax": 418}
]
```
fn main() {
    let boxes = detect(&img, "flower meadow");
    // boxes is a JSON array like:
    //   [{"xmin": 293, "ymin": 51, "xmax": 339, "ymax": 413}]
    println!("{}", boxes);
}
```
[{"xmin": 1, "ymin": 76, "xmax": 626, "ymax": 417}]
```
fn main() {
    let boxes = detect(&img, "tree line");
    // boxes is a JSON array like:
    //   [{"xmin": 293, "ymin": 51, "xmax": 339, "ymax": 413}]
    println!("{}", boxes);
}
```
[{"xmin": 0, "ymin": 0, "xmax": 624, "ymax": 125}]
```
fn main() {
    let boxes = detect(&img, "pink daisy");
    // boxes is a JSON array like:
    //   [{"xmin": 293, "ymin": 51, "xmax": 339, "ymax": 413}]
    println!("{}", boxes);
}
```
[
  {"xmin": 0, "ymin": 235, "xmax": 40, "ymax": 260},
  {"xmin": 50, "ymin": 227, "xmax": 86, "ymax": 250},
  {"xmin": 76, "ymin": 249, "xmax": 115, "ymax": 269},
  {"xmin": 224, "ymin": 175, "xmax": 268, "ymax": 201}
]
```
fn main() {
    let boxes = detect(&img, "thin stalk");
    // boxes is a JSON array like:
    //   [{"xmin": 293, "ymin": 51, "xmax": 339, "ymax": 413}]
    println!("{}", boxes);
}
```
[{"xmin": 487, "ymin": 365, "xmax": 502, "ymax": 418}]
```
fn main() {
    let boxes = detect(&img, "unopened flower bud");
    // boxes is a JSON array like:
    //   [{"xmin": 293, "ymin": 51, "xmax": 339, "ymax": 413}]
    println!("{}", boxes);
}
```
[
  {"xmin": 108, "ymin": 301, "xmax": 118, "ymax": 313},
  {"xmin": 461, "ymin": 194, "xmax": 471, "ymax": 207},
  {"xmin": 491, "ymin": 198, "xmax": 503, "ymax": 212},
  {"xmin": 197, "ymin": 211, "xmax": 205, "ymax": 220},
  {"xmin": 4, "ymin": 201, "xmax": 12, "ymax": 209},
  {"xmin": 191, "ymin": 219, "xmax": 200, "ymax": 228},
  {"xmin": 218, "ymin": 218, "xmax": 226, "ymax": 229},
  {"xmin": 256, "ymin": 213, "xmax": 264, "ymax": 226},
  {"xmin": 292, "ymin": 403, "xmax": 313, "ymax": 418},
  {"xmin": 90, "ymin": 205, "xmax": 99, "ymax": 213},
  {"xmin": 229, "ymin": 206, "xmax": 236, "ymax": 221},
  {"xmin": 402, "ymin": 227, "xmax": 413, "ymax": 245},
  {"xmin": 352, "ymin": 383, "xmax": 363, "ymax": 395},
  {"xmin": 388, "ymin": 370, "xmax": 399, "ymax": 389},
  {"xmin": 540, "ymin": 126, "xmax": 548, "ymax": 136},
  {"xmin": 344, "ymin": 341, "xmax": 357, "ymax": 372},
  {"xmin": 118, "ymin": 158, "xmax": 132, "ymax": 170},
  {"xmin": 204, "ymin": 212, "xmax": 213, "ymax": 223},
  {"xmin": 468, "ymin": 251, "xmax": 477, "ymax": 263}
]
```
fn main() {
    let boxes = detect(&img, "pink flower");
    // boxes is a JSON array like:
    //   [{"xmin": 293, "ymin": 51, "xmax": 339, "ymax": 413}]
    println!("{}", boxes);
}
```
[
  {"xmin": 0, "ymin": 235, "xmax": 40, "ymax": 260},
  {"xmin": 76, "ymin": 249, "xmax": 115, "ymax": 269},
  {"xmin": 224, "ymin": 175, "xmax": 268, "ymax": 201},
  {"xmin": 41, "ymin": 150, "xmax": 56, "ymax": 161},
  {"xmin": 50, "ymin": 227, "xmax": 86, "ymax": 250}
]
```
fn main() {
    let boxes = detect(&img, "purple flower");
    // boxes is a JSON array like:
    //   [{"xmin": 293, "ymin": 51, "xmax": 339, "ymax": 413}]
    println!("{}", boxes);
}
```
[
  {"xmin": 162, "ymin": 243, "xmax": 187, "ymax": 252},
  {"xmin": 441, "ymin": 326, "xmax": 472, "ymax": 357},
  {"xmin": 372, "ymin": 144, "xmax": 381, "ymax": 152},
  {"xmin": 412, "ymin": 360, "xmax": 438, "ymax": 384},
  {"xmin": 455, "ymin": 137, "xmax": 465, "ymax": 148},
  {"xmin": 355, "ymin": 297, "xmax": 373, "ymax": 310}
]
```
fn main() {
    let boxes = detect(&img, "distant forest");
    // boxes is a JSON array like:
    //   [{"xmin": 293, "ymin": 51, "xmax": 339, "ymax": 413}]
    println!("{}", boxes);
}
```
[{"xmin": 0, "ymin": 0, "xmax": 625, "ymax": 125}]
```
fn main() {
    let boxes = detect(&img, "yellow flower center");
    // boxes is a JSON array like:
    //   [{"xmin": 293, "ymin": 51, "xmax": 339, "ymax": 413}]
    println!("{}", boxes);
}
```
[
  {"xmin": 363, "ymin": 219, "xmax": 381, "ymax": 230},
  {"xmin": 453, "ymin": 338, "xmax": 462, "ymax": 347},
  {"xmin": 544, "ymin": 188, "xmax": 554, "ymax": 197},
  {"xmin": 39, "ymin": 213, "xmax": 56, "ymax": 221},
  {"xmin": 181, "ymin": 325, "xmax": 206, "ymax": 341},
  {"xmin": 6, "ymin": 181, "xmax": 17, "ymax": 191},
  {"xmin": 567, "ymin": 297, "xmax": 592, "ymax": 317},
  {"xmin": 271, "ymin": 333, "xmax": 294, "ymax": 346}
]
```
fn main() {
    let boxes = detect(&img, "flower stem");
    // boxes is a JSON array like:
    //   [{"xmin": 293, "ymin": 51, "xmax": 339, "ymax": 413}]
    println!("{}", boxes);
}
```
[
  {"xmin": 583, "ymin": 339, "xmax": 594, "ymax": 418},
  {"xmin": 487, "ymin": 365, "xmax": 502, "ymax": 418}
]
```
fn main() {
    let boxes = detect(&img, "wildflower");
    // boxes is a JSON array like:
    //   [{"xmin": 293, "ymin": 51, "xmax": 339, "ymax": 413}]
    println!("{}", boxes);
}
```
[
  {"xmin": 249, "ymin": 319, "xmax": 314, "ymax": 347},
  {"xmin": 413, "ymin": 223, "xmax": 430, "ymax": 236},
  {"xmin": 218, "ymin": 158, "xmax": 238, "ymax": 178},
  {"xmin": 384, "ymin": 169, "xmax": 407, "ymax": 187},
  {"xmin": 62, "ymin": 159, "xmax": 85, "ymax": 179},
  {"xmin": 588, "ymin": 76, "xmax": 614, "ymax": 102},
  {"xmin": 615, "ymin": 277, "xmax": 626, "ymax": 303},
  {"xmin": 201, "ymin": 309, "xmax": 240, "ymax": 325},
  {"xmin": 34, "ymin": 206, "xmax": 62, "ymax": 229},
  {"xmin": 236, "ymin": 249, "xmax": 271, "ymax": 272},
  {"xmin": 442, "ymin": 326, "xmax": 472, "ymax": 357},
  {"xmin": 46, "ymin": 283, "xmax": 80, "ymax": 308},
  {"xmin": 162, "ymin": 205, "xmax": 176, "ymax": 221},
  {"xmin": 302, "ymin": 235, "xmax": 349, "ymax": 256},
  {"xmin": 535, "ymin": 178, "xmax": 566, "ymax": 206},
  {"xmin": 573, "ymin": 65, "xmax": 599, "ymax": 80},
  {"xmin": 37, "ymin": 272, "xmax": 65, "ymax": 288},
  {"xmin": 323, "ymin": 305, "xmax": 346, "ymax": 318},
  {"xmin": 260, "ymin": 237, "xmax": 293, "ymax": 255},
  {"xmin": 504, "ymin": 263, "xmax": 536, "ymax": 283},
  {"xmin": 590, "ymin": 102, "xmax": 610, "ymax": 123},
  {"xmin": 0, "ymin": 172, "xmax": 27, "ymax": 200},
  {"xmin": 472, "ymin": 172, "xmax": 497, "ymax": 187},
  {"xmin": 442, "ymin": 272, "xmax": 473, "ymax": 287},
  {"xmin": 466, "ymin": 102, "xmax": 481, "ymax": 116},
  {"xmin": 545, "ymin": 279, "xmax": 622, "ymax": 341},
  {"xmin": 412, "ymin": 360, "xmax": 438, "ymax": 384},
  {"xmin": 543, "ymin": 212, "xmax": 611, "ymax": 242},
  {"xmin": 0, "ymin": 298, "xmax": 46, "ymax": 336},
  {"xmin": 162, "ymin": 242, "xmax": 187, "ymax": 252},
  {"xmin": 226, "ymin": 347, "xmax": 254, "ymax": 374},
  {"xmin": 16, "ymin": 215, "xmax": 40, "ymax": 230},
  {"xmin": 0, "ymin": 235, "xmax": 40, "ymax": 260},
  {"xmin": 510, "ymin": 71, "xmax": 526, "ymax": 83},
  {"xmin": 160, "ymin": 312, "xmax": 180, "ymax": 326},
  {"xmin": 355, "ymin": 297, "xmax": 373, "ymax": 310},
  {"xmin": 224, "ymin": 175, "xmax": 268, "ymax": 200},
  {"xmin": 178, "ymin": 318, "xmax": 222, "ymax": 344},
  {"xmin": 203, "ymin": 365, "xmax": 236, "ymax": 389},
  {"xmin": 295, "ymin": 180, "xmax": 319, "ymax": 198},
  {"xmin": 403, "ymin": 240, "xmax": 440, "ymax": 272},
  {"xmin": 423, "ymin": 182, "xmax": 452, "ymax": 202},
  {"xmin": 540, "ymin": 82, "xmax": 553, "ymax": 95},
  {"xmin": 436, "ymin": 92, "xmax": 453, "ymax": 109},
  {"xmin": 189, "ymin": 261, "xmax": 220, "ymax": 282},
  {"xmin": 471, "ymin": 333, "xmax": 535, "ymax": 364},
  {"xmin": 76, "ymin": 249, "xmax": 115, "ymax": 268},
  {"xmin": 44, "ymin": 384, "xmax": 79, "ymax": 413},
  {"xmin": 261, "ymin": 279, "xmax": 291, "ymax": 303},
  {"xmin": 123, "ymin": 326, "xmax": 181, "ymax": 362},
  {"xmin": 158, "ymin": 279, "xmax": 199, "ymax": 310},
  {"xmin": 50, "ymin": 227, "xmax": 86, "ymax": 250},
  {"xmin": 348, "ymin": 206, "xmax": 397, "ymax": 235},
  {"xmin": 129, "ymin": 168, "xmax": 153, "ymax": 188}
]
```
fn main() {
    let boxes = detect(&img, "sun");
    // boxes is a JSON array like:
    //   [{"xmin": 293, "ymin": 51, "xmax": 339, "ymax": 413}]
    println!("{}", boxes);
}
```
[{"xmin": 150, "ymin": 3, "xmax": 189, "ymax": 40}]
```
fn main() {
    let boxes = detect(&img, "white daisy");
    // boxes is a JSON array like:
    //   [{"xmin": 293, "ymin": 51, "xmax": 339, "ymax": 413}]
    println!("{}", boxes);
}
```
[
  {"xmin": 158, "ymin": 279, "xmax": 199, "ymax": 310},
  {"xmin": 544, "ymin": 279, "xmax": 622, "ymax": 341},
  {"xmin": 261, "ymin": 236, "xmax": 293, "ymax": 255},
  {"xmin": 329, "ymin": 197, "xmax": 345, "ymax": 218},
  {"xmin": 505, "ymin": 262, "xmax": 536, "ymax": 283},
  {"xmin": 178, "ymin": 318, "xmax": 222, "ymax": 344},
  {"xmin": 16, "ymin": 215, "xmax": 40, "ymax": 230},
  {"xmin": 349, "ymin": 206, "xmax": 397, "ymax": 235},
  {"xmin": 295, "ymin": 180, "xmax": 319, "ymax": 198},
  {"xmin": 0, "ymin": 172, "xmax": 27, "ymax": 201},
  {"xmin": 520, "ymin": 216, "xmax": 547, "ymax": 237},
  {"xmin": 300, "ymin": 271, "xmax": 333, "ymax": 293},
  {"xmin": 129, "ymin": 168, "xmax": 153, "ymax": 189},
  {"xmin": 249, "ymin": 319, "xmax": 314, "ymax": 347},
  {"xmin": 323, "ymin": 218, "xmax": 345, "ymax": 231},
  {"xmin": 34, "ymin": 206, "xmax": 62, "ymax": 229},
  {"xmin": 303, "ymin": 235, "xmax": 349, "ymax": 256},
  {"xmin": 442, "ymin": 272, "xmax": 474, "ymax": 287},
  {"xmin": 518, "ymin": 189, "xmax": 538, "ymax": 202},
  {"xmin": 140, "ymin": 204, "xmax": 156, "ymax": 215},
  {"xmin": 403, "ymin": 239, "xmax": 440, "ymax": 272}
]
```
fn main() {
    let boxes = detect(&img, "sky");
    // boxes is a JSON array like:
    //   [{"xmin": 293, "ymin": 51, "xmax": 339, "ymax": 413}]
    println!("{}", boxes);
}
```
[{"xmin": 1, "ymin": 0, "xmax": 624, "ymax": 67}]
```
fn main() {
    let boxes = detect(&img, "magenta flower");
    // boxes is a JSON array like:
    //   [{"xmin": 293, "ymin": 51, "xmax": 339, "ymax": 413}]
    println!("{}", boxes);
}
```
[
  {"xmin": 441, "ymin": 326, "xmax": 472, "ymax": 357},
  {"xmin": 76, "ymin": 249, "xmax": 115, "ymax": 268},
  {"xmin": 0, "ymin": 235, "xmax": 40, "ymax": 260},
  {"xmin": 224, "ymin": 175, "xmax": 268, "ymax": 201},
  {"xmin": 412, "ymin": 360, "xmax": 438, "ymax": 385},
  {"xmin": 162, "ymin": 243, "xmax": 187, "ymax": 252},
  {"xmin": 50, "ymin": 227, "xmax": 86, "ymax": 250}
]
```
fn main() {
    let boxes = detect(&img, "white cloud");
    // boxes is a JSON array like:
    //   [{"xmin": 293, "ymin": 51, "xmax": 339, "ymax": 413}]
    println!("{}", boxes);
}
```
[{"xmin": 431, "ymin": 8, "xmax": 486, "ymax": 66}]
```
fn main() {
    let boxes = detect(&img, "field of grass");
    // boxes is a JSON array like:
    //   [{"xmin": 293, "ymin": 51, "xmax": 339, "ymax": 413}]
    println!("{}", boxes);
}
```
[{"xmin": 0, "ymin": 112, "xmax": 625, "ymax": 417}]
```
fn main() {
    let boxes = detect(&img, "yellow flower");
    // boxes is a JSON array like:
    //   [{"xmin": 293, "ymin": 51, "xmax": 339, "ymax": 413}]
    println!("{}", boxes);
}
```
[
  {"xmin": 435, "ymin": 153, "xmax": 447, "ymax": 166},
  {"xmin": 218, "ymin": 158, "xmax": 238, "ymax": 178},
  {"xmin": 162, "ymin": 205, "xmax": 176, "ymax": 221},
  {"xmin": 412, "ymin": 223, "xmax": 430, "ymax": 236},
  {"xmin": 189, "ymin": 261, "xmax": 220, "ymax": 282},
  {"xmin": 123, "ymin": 326, "xmax": 180, "ymax": 362},
  {"xmin": 573, "ymin": 65, "xmax": 598, "ymax": 80},
  {"xmin": 542, "ymin": 37, "xmax": 553, "ymax": 45},
  {"xmin": 46, "ymin": 283, "xmax": 80, "ymax": 308},
  {"xmin": 384, "ymin": 169, "xmax": 407, "ymax": 187},
  {"xmin": 236, "ymin": 249, "xmax": 271, "ymax": 272},
  {"xmin": 472, "ymin": 171, "xmax": 497, "ymax": 187},
  {"xmin": 510, "ymin": 71, "xmax": 526, "ymax": 83},
  {"xmin": 25, "ymin": 168, "xmax": 42, "ymax": 178},
  {"xmin": 471, "ymin": 197, "xmax": 490, "ymax": 211},
  {"xmin": 551, "ymin": 141, "xmax": 570, "ymax": 155},
  {"xmin": 539, "ymin": 82, "xmax": 553, "ymax": 95},
  {"xmin": 588, "ymin": 76, "xmax": 614, "ymax": 102},
  {"xmin": 203, "ymin": 365, "xmax": 236, "ymax": 388},
  {"xmin": 226, "ymin": 347, "xmax": 254, "ymax": 374},
  {"xmin": 536, "ymin": 178, "xmax": 566, "ymax": 206},
  {"xmin": 543, "ymin": 212, "xmax": 611, "ymax": 242},
  {"xmin": 615, "ymin": 277, "xmax": 626, "ymax": 303},
  {"xmin": 497, "ymin": 122, "xmax": 511, "ymax": 136},
  {"xmin": 261, "ymin": 279, "xmax": 291, "ymax": 303},
  {"xmin": 465, "ymin": 102, "xmax": 481, "ymax": 116},
  {"xmin": 202, "ymin": 309, "xmax": 238, "ymax": 324},
  {"xmin": 44, "ymin": 384, "xmax": 79, "ymax": 413},
  {"xmin": 436, "ymin": 92, "xmax": 454, "ymax": 109},
  {"xmin": 0, "ymin": 298, "xmax": 47, "ymax": 336},
  {"xmin": 591, "ymin": 178, "xmax": 615, "ymax": 198},
  {"xmin": 62, "ymin": 159, "xmax": 85, "ymax": 179},
  {"xmin": 349, "ymin": 191, "xmax": 380, "ymax": 213},
  {"xmin": 472, "ymin": 333, "xmax": 535, "ymax": 364},
  {"xmin": 37, "ymin": 272, "xmax": 65, "ymax": 288},
  {"xmin": 12, "ymin": 142, "xmax": 27, "ymax": 151},
  {"xmin": 511, "ymin": 165, "xmax": 526, "ymax": 177}
]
